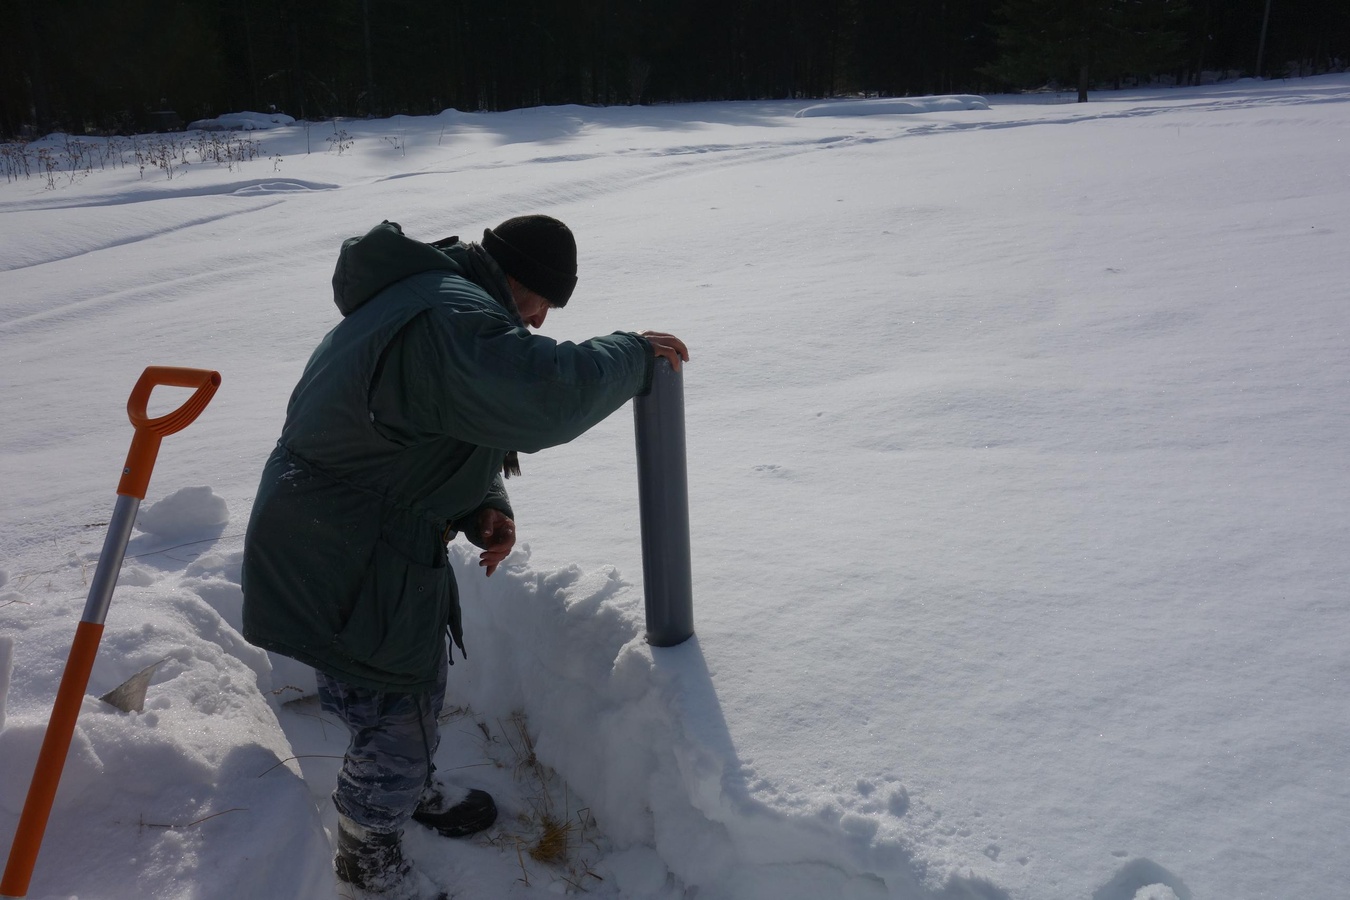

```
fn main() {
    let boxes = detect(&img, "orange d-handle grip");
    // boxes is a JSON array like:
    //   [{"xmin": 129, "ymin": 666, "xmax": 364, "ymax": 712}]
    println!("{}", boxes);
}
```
[{"xmin": 116, "ymin": 367, "xmax": 221, "ymax": 500}]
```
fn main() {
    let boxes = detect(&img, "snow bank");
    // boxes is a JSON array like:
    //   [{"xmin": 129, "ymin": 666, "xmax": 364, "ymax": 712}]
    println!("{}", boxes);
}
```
[
  {"xmin": 187, "ymin": 111, "xmax": 297, "ymax": 131},
  {"xmin": 449, "ymin": 545, "xmax": 999, "ymax": 900},
  {"xmin": 0, "ymin": 501, "xmax": 984, "ymax": 900},
  {"xmin": 135, "ymin": 485, "xmax": 230, "ymax": 539},
  {"xmin": 0, "ymin": 510, "xmax": 332, "ymax": 899},
  {"xmin": 795, "ymin": 95, "xmax": 989, "ymax": 117}
]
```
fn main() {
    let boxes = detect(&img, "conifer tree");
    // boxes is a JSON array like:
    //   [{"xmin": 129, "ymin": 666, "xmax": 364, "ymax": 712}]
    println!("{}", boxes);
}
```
[{"xmin": 982, "ymin": 0, "xmax": 1189, "ymax": 101}]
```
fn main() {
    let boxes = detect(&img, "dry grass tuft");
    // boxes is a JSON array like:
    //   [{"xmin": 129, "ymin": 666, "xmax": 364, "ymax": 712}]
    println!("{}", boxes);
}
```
[
  {"xmin": 529, "ymin": 813, "xmax": 572, "ymax": 864},
  {"xmin": 477, "ymin": 711, "xmax": 605, "ymax": 890}
]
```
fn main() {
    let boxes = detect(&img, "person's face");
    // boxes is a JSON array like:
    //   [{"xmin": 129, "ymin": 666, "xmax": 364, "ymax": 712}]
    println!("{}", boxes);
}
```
[{"xmin": 510, "ymin": 279, "xmax": 553, "ymax": 329}]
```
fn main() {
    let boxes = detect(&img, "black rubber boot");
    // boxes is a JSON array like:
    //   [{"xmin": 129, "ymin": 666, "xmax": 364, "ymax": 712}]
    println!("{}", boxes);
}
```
[
  {"xmin": 412, "ymin": 786, "xmax": 498, "ymax": 838},
  {"xmin": 335, "ymin": 816, "xmax": 448, "ymax": 900}
]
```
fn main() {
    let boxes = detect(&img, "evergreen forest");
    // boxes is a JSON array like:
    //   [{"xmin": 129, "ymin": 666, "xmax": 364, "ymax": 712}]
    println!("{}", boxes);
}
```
[{"xmin": 3, "ymin": 0, "xmax": 1347, "ymax": 137}]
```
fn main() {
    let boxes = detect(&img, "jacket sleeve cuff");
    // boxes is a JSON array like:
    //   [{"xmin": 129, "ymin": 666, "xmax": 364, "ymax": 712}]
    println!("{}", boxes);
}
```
[
  {"xmin": 636, "ymin": 337, "xmax": 657, "ymax": 396},
  {"xmin": 452, "ymin": 476, "xmax": 514, "ymax": 543}
]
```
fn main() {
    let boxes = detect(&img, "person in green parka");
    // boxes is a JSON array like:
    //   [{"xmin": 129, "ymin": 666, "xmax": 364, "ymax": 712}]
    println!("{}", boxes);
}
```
[{"xmin": 240, "ymin": 215, "xmax": 688, "ymax": 899}]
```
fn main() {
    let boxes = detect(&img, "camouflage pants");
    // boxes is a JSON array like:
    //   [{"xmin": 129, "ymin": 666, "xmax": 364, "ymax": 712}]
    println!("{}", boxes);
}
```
[{"xmin": 316, "ymin": 648, "xmax": 448, "ymax": 833}]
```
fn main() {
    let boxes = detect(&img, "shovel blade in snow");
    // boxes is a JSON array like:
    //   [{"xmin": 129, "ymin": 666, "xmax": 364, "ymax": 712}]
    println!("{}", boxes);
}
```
[{"xmin": 98, "ymin": 659, "xmax": 167, "ymax": 714}]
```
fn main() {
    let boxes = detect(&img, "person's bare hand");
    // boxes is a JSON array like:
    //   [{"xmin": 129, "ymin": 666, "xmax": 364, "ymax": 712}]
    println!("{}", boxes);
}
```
[
  {"xmin": 475, "ymin": 507, "xmax": 516, "ymax": 577},
  {"xmin": 639, "ymin": 331, "xmax": 690, "ymax": 372}
]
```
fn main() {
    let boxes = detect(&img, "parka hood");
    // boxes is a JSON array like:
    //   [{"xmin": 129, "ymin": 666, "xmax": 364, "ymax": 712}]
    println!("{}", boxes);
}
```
[{"xmin": 331, "ymin": 220, "xmax": 519, "ymax": 320}]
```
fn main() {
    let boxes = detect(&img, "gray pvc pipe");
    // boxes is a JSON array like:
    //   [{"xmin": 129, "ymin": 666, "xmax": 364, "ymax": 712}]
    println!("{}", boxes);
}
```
[{"xmin": 633, "ymin": 358, "xmax": 694, "ymax": 647}]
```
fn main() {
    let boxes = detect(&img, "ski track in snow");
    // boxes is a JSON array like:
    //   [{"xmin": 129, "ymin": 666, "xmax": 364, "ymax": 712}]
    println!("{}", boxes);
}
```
[
  {"xmin": 0, "ymin": 178, "xmax": 339, "ymax": 215},
  {"xmin": 5, "ymin": 76, "xmax": 1345, "ymax": 288},
  {"xmin": 0, "ymin": 133, "xmax": 885, "ymax": 343},
  {"xmin": 0, "ymin": 201, "xmax": 285, "ymax": 289}
]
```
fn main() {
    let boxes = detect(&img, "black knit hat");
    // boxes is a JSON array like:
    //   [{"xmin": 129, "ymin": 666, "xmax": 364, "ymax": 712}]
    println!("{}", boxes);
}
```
[{"xmin": 481, "ymin": 215, "xmax": 578, "ymax": 307}]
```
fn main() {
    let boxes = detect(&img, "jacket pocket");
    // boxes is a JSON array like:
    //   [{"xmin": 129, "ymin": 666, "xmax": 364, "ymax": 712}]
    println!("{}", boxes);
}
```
[{"xmin": 333, "ymin": 539, "xmax": 451, "ymax": 681}]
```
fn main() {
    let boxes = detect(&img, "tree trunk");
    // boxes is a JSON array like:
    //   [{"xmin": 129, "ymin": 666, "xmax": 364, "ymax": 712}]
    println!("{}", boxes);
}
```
[
  {"xmin": 363, "ymin": 0, "xmax": 377, "ymax": 116},
  {"xmin": 21, "ymin": 4, "xmax": 52, "ymax": 131},
  {"xmin": 627, "ymin": 56, "xmax": 651, "ymax": 105}
]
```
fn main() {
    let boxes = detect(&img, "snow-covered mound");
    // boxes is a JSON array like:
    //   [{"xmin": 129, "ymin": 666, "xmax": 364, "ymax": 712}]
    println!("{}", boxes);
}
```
[
  {"xmin": 187, "ymin": 111, "xmax": 297, "ymax": 131},
  {"xmin": 795, "ymin": 95, "xmax": 990, "ymax": 117},
  {"xmin": 0, "ymin": 576, "xmax": 333, "ymax": 899},
  {"xmin": 134, "ymin": 485, "xmax": 230, "ymax": 538},
  {"xmin": 450, "ymin": 545, "xmax": 1001, "ymax": 899}
]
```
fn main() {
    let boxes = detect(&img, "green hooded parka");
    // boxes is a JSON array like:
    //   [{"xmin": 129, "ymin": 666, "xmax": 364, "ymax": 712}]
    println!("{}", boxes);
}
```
[{"xmin": 241, "ymin": 221, "xmax": 653, "ymax": 691}]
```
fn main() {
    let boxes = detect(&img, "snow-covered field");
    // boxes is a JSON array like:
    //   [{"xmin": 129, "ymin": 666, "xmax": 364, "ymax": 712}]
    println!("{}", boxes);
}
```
[{"xmin": 1, "ymin": 76, "xmax": 1348, "ymax": 900}]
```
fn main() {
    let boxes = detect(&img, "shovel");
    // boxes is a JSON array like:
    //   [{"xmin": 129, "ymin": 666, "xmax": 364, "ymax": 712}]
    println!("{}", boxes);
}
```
[{"xmin": 1, "ymin": 366, "xmax": 220, "ymax": 899}]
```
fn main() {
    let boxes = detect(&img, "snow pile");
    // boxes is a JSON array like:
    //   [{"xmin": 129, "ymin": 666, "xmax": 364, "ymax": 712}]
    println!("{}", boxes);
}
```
[
  {"xmin": 135, "ymin": 485, "xmax": 230, "ymax": 538},
  {"xmin": 449, "ymin": 545, "xmax": 1000, "ymax": 899},
  {"xmin": 796, "ymin": 95, "xmax": 990, "ymax": 117},
  {"xmin": 1091, "ymin": 859, "xmax": 1191, "ymax": 900},
  {"xmin": 0, "ymin": 573, "xmax": 332, "ymax": 899},
  {"xmin": 187, "ymin": 111, "xmax": 297, "ymax": 131}
]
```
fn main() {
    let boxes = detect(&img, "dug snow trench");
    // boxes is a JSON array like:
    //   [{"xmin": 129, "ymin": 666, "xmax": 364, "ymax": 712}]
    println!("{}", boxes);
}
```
[
  {"xmin": 280, "ymin": 538, "xmax": 971, "ymax": 900},
  {"xmin": 2, "ymin": 487, "xmax": 973, "ymax": 899}
]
